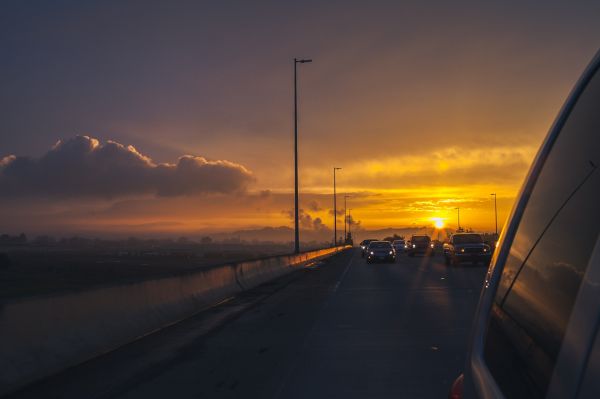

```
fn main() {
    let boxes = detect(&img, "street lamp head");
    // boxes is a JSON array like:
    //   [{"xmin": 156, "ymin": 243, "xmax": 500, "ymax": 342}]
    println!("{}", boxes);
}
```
[
  {"xmin": 334, "ymin": 167, "xmax": 342, "ymax": 170},
  {"xmin": 299, "ymin": 59, "xmax": 312, "ymax": 63}
]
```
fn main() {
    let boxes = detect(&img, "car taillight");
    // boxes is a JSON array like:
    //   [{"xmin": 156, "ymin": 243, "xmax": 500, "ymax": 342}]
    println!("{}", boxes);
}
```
[{"xmin": 448, "ymin": 373, "xmax": 464, "ymax": 399}]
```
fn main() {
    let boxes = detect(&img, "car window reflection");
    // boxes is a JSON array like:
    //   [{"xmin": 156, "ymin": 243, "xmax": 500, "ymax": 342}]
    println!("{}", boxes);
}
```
[{"xmin": 484, "ymin": 66, "xmax": 600, "ymax": 398}]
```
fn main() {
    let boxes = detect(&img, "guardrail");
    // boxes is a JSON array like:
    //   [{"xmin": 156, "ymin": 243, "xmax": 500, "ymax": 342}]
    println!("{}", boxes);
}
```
[{"xmin": 0, "ymin": 245, "xmax": 351, "ymax": 396}]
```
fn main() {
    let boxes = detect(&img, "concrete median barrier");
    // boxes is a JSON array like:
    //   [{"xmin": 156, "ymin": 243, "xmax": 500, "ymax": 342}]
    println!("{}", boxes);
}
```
[
  {"xmin": 236, "ymin": 247, "xmax": 341, "ymax": 289},
  {"xmin": 0, "ymin": 246, "xmax": 349, "ymax": 396}
]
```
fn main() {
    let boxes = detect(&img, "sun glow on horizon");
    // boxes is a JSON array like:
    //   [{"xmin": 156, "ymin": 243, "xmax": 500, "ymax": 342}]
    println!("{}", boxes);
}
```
[{"xmin": 431, "ymin": 217, "xmax": 445, "ymax": 229}]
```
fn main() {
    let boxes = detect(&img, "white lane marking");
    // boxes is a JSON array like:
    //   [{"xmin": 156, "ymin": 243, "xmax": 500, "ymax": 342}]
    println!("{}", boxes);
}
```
[
  {"xmin": 273, "ymin": 249, "xmax": 357, "ymax": 399},
  {"xmin": 332, "ymin": 250, "xmax": 356, "ymax": 293}
]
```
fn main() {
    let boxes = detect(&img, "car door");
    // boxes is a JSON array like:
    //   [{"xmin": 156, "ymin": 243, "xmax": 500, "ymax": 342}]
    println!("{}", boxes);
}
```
[{"xmin": 463, "ymin": 50, "xmax": 600, "ymax": 399}]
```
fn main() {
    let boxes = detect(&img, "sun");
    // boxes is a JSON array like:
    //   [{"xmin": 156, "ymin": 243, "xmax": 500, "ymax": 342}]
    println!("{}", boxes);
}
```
[{"xmin": 431, "ymin": 217, "xmax": 445, "ymax": 229}]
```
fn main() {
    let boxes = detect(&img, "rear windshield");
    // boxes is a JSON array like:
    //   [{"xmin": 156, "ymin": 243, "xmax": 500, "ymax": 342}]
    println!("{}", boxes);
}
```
[
  {"xmin": 369, "ymin": 242, "xmax": 392, "ymax": 248},
  {"xmin": 453, "ymin": 234, "xmax": 483, "ymax": 244},
  {"xmin": 411, "ymin": 236, "xmax": 430, "ymax": 242}
]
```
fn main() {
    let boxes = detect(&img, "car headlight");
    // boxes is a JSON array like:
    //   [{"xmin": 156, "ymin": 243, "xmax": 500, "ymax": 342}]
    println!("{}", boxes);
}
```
[
  {"xmin": 430, "ymin": 243, "xmax": 434, "ymax": 248},
  {"xmin": 460, "ymin": 248, "xmax": 465, "ymax": 253},
  {"xmin": 404, "ymin": 245, "xmax": 408, "ymax": 248},
  {"xmin": 361, "ymin": 246, "xmax": 365, "ymax": 249},
  {"xmin": 370, "ymin": 251, "xmax": 374, "ymax": 255},
  {"xmin": 412, "ymin": 244, "xmax": 416, "ymax": 248},
  {"xmin": 483, "ymin": 248, "xmax": 487, "ymax": 252},
  {"xmin": 389, "ymin": 251, "xmax": 393, "ymax": 255}
]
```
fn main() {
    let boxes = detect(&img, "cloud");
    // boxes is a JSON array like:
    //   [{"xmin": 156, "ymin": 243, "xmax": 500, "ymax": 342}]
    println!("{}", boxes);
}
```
[
  {"xmin": 307, "ymin": 200, "xmax": 321, "ymax": 212},
  {"xmin": 0, "ymin": 155, "xmax": 16, "ymax": 166},
  {"xmin": 0, "ymin": 135, "xmax": 254, "ymax": 198},
  {"xmin": 347, "ymin": 214, "xmax": 362, "ymax": 231},
  {"xmin": 403, "ymin": 198, "xmax": 489, "ymax": 213},
  {"xmin": 283, "ymin": 208, "xmax": 329, "ymax": 231},
  {"xmin": 259, "ymin": 189, "xmax": 272, "ymax": 198},
  {"xmin": 328, "ymin": 208, "xmax": 345, "ymax": 217},
  {"xmin": 312, "ymin": 217, "xmax": 327, "ymax": 231},
  {"xmin": 303, "ymin": 145, "xmax": 536, "ymax": 190}
]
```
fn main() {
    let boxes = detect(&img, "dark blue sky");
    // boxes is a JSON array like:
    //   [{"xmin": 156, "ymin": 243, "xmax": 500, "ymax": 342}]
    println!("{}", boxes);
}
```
[{"xmin": 2, "ymin": 1, "xmax": 599, "ymax": 163}]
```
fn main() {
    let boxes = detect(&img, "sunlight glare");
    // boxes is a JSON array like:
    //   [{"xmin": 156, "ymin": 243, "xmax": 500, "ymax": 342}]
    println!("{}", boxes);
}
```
[{"xmin": 432, "ymin": 217, "xmax": 445, "ymax": 229}]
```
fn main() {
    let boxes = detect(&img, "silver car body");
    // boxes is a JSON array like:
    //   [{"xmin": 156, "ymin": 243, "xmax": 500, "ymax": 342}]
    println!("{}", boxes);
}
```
[{"xmin": 463, "ymin": 50, "xmax": 600, "ymax": 398}]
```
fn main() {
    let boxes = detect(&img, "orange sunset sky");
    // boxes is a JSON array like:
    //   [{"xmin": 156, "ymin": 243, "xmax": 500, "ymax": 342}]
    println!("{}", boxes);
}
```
[{"xmin": 1, "ymin": 1, "xmax": 599, "ymax": 240}]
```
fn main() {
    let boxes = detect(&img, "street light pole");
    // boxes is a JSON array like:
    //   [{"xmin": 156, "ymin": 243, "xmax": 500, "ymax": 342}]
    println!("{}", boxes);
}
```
[
  {"xmin": 348, "ymin": 208, "xmax": 352, "ymax": 239},
  {"xmin": 491, "ymin": 193, "xmax": 498, "ymax": 236},
  {"xmin": 293, "ymin": 58, "xmax": 312, "ymax": 254},
  {"xmin": 344, "ymin": 194, "xmax": 350, "ymax": 244},
  {"xmin": 455, "ymin": 207, "xmax": 461, "ymax": 231},
  {"xmin": 333, "ymin": 167, "xmax": 342, "ymax": 246}
]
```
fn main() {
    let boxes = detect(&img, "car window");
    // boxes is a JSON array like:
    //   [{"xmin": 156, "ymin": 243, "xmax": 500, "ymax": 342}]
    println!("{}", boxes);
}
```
[
  {"xmin": 370, "ymin": 242, "xmax": 391, "ymax": 248},
  {"xmin": 453, "ymin": 234, "xmax": 483, "ymax": 244},
  {"xmin": 412, "ymin": 236, "xmax": 430, "ymax": 242},
  {"xmin": 483, "ymin": 67, "xmax": 600, "ymax": 398}
]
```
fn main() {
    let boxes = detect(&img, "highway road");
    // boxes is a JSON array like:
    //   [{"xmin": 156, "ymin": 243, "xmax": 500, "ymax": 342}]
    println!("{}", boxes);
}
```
[{"xmin": 7, "ymin": 248, "xmax": 487, "ymax": 399}]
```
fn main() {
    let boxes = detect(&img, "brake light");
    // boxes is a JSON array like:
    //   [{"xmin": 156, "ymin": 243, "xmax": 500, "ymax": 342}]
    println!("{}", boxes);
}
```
[{"xmin": 448, "ymin": 373, "xmax": 464, "ymax": 399}]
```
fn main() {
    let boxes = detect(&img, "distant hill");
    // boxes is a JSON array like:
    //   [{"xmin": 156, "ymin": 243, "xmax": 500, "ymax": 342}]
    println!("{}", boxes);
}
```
[
  {"xmin": 210, "ymin": 226, "xmax": 294, "ymax": 243},
  {"xmin": 352, "ymin": 227, "xmax": 451, "ymax": 242},
  {"xmin": 206, "ymin": 225, "xmax": 457, "ymax": 244}
]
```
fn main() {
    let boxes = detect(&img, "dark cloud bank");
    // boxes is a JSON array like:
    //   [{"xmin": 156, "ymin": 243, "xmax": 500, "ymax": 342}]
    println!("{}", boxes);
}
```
[{"xmin": 0, "ymin": 136, "xmax": 253, "ymax": 198}]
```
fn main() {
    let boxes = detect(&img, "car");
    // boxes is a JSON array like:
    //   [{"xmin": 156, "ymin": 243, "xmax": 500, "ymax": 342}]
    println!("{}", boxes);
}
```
[
  {"xmin": 443, "ymin": 233, "xmax": 491, "ymax": 266},
  {"xmin": 366, "ymin": 241, "xmax": 395, "ymax": 263},
  {"xmin": 407, "ymin": 235, "xmax": 433, "ymax": 257},
  {"xmin": 452, "ymin": 50, "xmax": 600, "ymax": 399},
  {"xmin": 392, "ymin": 239, "xmax": 406, "ymax": 253},
  {"xmin": 359, "ymin": 239, "xmax": 378, "ymax": 257}
]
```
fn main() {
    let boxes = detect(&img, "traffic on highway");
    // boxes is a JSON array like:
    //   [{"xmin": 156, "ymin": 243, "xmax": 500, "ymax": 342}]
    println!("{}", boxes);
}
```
[{"xmin": 6, "ymin": 247, "xmax": 488, "ymax": 399}]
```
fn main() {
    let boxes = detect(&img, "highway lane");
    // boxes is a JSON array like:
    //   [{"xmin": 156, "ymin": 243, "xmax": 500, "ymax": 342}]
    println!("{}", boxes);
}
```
[{"xmin": 7, "ymin": 248, "xmax": 487, "ymax": 399}]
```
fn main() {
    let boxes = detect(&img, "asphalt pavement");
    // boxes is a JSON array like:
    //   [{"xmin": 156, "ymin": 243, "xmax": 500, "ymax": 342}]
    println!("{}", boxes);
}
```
[{"xmin": 7, "ymin": 248, "xmax": 487, "ymax": 399}]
